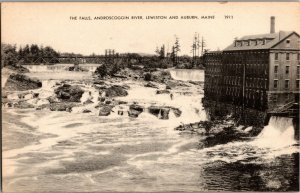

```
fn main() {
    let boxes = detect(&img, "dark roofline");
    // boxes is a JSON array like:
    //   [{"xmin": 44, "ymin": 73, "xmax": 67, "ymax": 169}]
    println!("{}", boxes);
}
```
[{"xmin": 270, "ymin": 31, "xmax": 300, "ymax": 48}]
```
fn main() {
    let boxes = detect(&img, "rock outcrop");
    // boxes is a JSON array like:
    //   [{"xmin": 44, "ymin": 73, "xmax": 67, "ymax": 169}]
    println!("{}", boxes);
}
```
[
  {"xmin": 4, "ymin": 74, "xmax": 42, "ymax": 91},
  {"xmin": 104, "ymin": 85, "xmax": 128, "ymax": 97},
  {"xmin": 67, "ymin": 66, "xmax": 88, "ymax": 72},
  {"xmin": 148, "ymin": 106, "xmax": 170, "ymax": 119},
  {"xmin": 128, "ymin": 104, "xmax": 144, "ymax": 118},
  {"xmin": 156, "ymin": 90, "xmax": 170, "ymax": 94},
  {"xmin": 14, "ymin": 101, "xmax": 35, "ymax": 109},
  {"xmin": 54, "ymin": 84, "xmax": 84, "ymax": 102},
  {"xmin": 49, "ymin": 102, "xmax": 77, "ymax": 112},
  {"xmin": 99, "ymin": 104, "xmax": 114, "ymax": 116},
  {"xmin": 144, "ymin": 82, "xmax": 159, "ymax": 89},
  {"xmin": 4, "ymin": 65, "xmax": 30, "ymax": 73},
  {"xmin": 148, "ymin": 106, "xmax": 182, "ymax": 120},
  {"xmin": 143, "ymin": 70, "xmax": 172, "ymax": 83}
]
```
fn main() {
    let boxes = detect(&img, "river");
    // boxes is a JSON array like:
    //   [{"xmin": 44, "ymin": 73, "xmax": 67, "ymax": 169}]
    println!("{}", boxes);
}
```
[{"xmin": 2, "ymin": 66, "xmax": 299, "ymax": 192}]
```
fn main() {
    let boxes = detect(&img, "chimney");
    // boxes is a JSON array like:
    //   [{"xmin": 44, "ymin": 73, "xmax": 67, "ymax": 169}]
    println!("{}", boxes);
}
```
[{"xmin": 270, "ymin": 16, "xmax": 275, "ymax": 34}]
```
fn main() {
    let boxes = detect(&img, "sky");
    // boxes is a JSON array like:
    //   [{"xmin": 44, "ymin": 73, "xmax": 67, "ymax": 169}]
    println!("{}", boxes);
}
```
[{"xmin": 2, "ymin": 2, "xmax": 300, "ymax": 56}]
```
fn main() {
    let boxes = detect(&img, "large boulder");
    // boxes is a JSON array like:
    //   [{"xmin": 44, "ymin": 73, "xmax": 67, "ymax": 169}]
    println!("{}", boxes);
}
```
[
  {"xmin": 4, "ymin": 65, "xmax": 30, "ymax": 73},
  {"xmin": 144, "ymin": 70, "xmax": 172, "ymax": 83},
  {"xmin": 172, "ymin": 107, "xmax": 182, "ymax": 117},
  {"xmin": 129, "ymin": 104, "xmax": 144, "ymax": 112},
  {"xmin": 99, "ymin": 105, "xmax": 114, "ymax": 116},
  {"xmin": 156, "ymin": 90, "xmax": 170, "ymax": 94},
  {"xmin": 148, "ymin": 106, "xmax": 170, "ymax": 120},
  {"xmin": 4, "ymin": 73, "xmax": 42, "ymax": 91},
  {"xmin": 82, "ymin": 109, "xmax": 92, "ymax": 113},
  {"xmin": 144, "ymin": 82, "xmax": 159, "ymax": 89},
  {"xmin": 144, "ymin": 73, "xmax": 152, "ymax": 81},
  {"xmin": 54, "ymin": 84, "xmax": 84, "ymax": 102},
  {"xmin": 14, "ymin": 101, "xmax": 35, "ymax": 109},
  {"xmin": 128, "ymin": 109, "xmax": 142, "ymax": 118},
  {"xmin": 47, "ymin": 95, "xmax": 60, "ymax": 103},
  {"xmin": 104, "ymin": 85, "xmax": 128, "ymax": 97},
  {"xmin": 153, "ymin": 70, "xmax": 172, "ymax": 81},
  {"xmin": 49, "ymin": 102, "xmax": 77, "ymax": 112},
  {"xmin": 67, "ymin": 66, "xmax": 88, "ymax": 72},
  {"xmin": 148, "ymin": 106, "xmax": 182, "ymax": 120},
  {"xmin": 165, "ymin": 80, "xmax": 190, "ymax": 88},
  {"xmin": 83, "ymin": 99, "xmax": 94, "ymax": 105},
  {"xmin": 128, "ymin": 104, "xmax": 144, "ymax": 118}
]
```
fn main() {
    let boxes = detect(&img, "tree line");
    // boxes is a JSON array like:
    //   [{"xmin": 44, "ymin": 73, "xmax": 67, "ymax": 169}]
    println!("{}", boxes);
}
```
[
  {"xmin": 2, "ymin": 34, "xmax": 206, "ymax": 69},
  {"xmin": 1, "ymin": 43, "xmax": 61, "ymax": 67}
]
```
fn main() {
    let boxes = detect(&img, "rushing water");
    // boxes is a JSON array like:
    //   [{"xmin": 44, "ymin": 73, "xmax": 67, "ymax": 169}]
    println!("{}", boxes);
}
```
[
  {"xmin": 2, "ymin": 65, "xmax": 299, "ymax": 192},
  {"xmin": 169, "ymin": 69, "xmax": 204, "ymax": 81}
]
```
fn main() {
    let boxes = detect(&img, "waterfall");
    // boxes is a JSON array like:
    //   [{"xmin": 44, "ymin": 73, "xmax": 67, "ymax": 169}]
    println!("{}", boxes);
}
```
[
  {"xmin": 158, "ymin": 109, "xmax": 162, "ymax": 119},
  {"xmin": 255, "ymin": 116, "xmax": 296, "ymax": 148},
  {"xmin": 169, "ymin": 69, "xmax": 204, "ymax": 81},
  {"xmin": 22, "ymin": 64, "xmax": 101, "ymax": 72}
]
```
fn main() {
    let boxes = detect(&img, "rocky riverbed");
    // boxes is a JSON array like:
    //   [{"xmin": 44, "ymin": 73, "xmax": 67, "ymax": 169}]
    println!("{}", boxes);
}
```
[
  {"xmin": 2, "ymin": 66, "xmax": 204, "ymax": 122},
  {"xmin": 2, "ymin": 65, "xmax": 299, "ymax": 192}
]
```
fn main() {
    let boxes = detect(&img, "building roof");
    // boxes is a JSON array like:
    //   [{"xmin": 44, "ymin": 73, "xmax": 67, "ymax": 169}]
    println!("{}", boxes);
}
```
[
  {"xmin": 224, "ymin": 31, "xmax": 297, "ymax": 51},
  {"xmin": 205, "ymin": 51, "xmax": 222, "ymax": 54}
]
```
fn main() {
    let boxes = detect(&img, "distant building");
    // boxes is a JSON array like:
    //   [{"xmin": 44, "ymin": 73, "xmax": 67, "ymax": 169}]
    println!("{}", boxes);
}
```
[{"xmin": 203, "ymin": 17, "xmax": 300, "ymax": 122}]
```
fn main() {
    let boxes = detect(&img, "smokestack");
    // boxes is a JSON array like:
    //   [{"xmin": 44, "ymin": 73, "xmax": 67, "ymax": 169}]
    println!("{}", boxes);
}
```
[{"xmin": 270, "ymin": 16, "xmax": 275, "ymax": 34}]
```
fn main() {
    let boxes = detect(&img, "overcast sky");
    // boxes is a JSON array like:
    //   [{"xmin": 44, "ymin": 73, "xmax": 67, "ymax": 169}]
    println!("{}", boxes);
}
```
[{"xmin": 2, "ymin": 2, "xmax": 300, "ymax": 56}]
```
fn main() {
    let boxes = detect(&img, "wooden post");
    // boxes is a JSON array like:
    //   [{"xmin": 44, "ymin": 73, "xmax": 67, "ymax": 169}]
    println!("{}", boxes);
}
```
[{"xmin": 242, "ymin": 56, "xmax": 246, "ymax": 123}]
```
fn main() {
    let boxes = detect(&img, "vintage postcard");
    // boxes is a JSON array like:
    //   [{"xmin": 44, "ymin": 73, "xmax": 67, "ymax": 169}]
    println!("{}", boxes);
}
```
[{"xmin": 1, "ymin": 2, "xmax": 300, "ymax": 192}]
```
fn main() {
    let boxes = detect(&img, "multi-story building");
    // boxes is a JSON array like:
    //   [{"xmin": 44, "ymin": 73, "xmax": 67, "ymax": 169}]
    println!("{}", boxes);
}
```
[{"xmin": 203, "ymin": 17, "xmax": 300, "ymax": 123}]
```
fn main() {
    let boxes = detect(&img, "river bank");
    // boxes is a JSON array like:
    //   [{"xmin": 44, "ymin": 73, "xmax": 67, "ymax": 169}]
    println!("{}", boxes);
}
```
[{"xmin": 2, "ymin": 65, "xmax": 299, "ymax": 192}]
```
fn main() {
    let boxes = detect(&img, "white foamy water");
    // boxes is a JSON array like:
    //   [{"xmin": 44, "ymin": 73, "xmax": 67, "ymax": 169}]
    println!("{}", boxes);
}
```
[
  {"xmin": 2, "ymin": 66, "xmax": 299, "ymax": 192},
  {"xmin": 169, "ymin": 69, "xmax": 204, "ymax": 81},
  {"xmin": 190, "ymin": 116, "xmax": 299, "ymax": 165},
  {"xmin": 23, "ymin": 63, "xmax": 101, "ymax": 73},
  {"xmin": 255, "ymin": 116, "xmax": 296, "ymax": 148}
]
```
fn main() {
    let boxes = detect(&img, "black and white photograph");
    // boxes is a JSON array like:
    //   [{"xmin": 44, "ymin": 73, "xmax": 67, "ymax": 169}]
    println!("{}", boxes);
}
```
[{"xmin": 1, "ymin": 2, "xmax": 300, "ymax": 192}]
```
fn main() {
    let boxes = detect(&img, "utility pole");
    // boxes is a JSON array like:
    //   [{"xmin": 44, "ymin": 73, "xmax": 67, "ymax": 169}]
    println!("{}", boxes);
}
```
[{"xmin": 197, "ymin": 33, "xmax": 200, "ymax": 58}]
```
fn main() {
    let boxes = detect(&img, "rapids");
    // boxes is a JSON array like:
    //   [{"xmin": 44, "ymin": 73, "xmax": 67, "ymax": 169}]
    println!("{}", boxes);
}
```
[{"xmin": 2, "ymin": 65, "xmax": 299, "ymax": 192}]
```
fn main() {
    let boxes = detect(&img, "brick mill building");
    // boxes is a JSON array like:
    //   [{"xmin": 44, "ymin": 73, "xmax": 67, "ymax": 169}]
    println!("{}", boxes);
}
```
[{"xmin": 203, "ymin": 17, "xmax": 300, "ymax": 125}]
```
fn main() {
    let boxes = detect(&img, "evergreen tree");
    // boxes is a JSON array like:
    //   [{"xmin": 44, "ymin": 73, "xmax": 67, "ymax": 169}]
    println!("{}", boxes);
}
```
[
  {"xmin": 1, "ymin": 43, "xmax": 18, "ymax": 67},
  {"xmin": 174, "ymin": 36, "xmax": 181, "ymax": 65},
  {"xmin": 159, "ymin": 45, "xmax": 165, "ymax": 59}
]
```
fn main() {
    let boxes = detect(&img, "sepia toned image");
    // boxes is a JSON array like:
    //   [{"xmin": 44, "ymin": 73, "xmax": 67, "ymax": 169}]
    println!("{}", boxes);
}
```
[{"xmin": 1, "ymin": 2, "xmax": 300, "ymax": 192}]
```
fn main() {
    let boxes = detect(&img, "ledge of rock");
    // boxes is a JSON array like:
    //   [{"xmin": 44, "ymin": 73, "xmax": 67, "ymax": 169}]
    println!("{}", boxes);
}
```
[
  {"xmin": 4, "ymin": 65, "xmax": 30, "ymax": 73},
  {"xmin": 148, "ymin": 106, "xmax": 182, "ymax": 120},
  {"xmin": 49, "ymin": 102, "xmax": 77, "ymax": 112},
  {"xmin": 144, "ymin": 82, "xmax": 159, "ymax": 89},
  {"xmin": 4, "ymin": 73, "xmax": 42, "ymax": 91},
  {"xmin": 104, "ymin": 85, "xmax": 128, "ymax": 97},
  {"xmin": 99, "ymin": 104, "xmax": 114, "ymax": 116},
  {"xmin": 67, "ymin": 66, "xmax": 88, "ymax": 72},
  {"xmin": 144, "ymin": 70, "xmax": 172, "ymax": 83},
  {"xmin": 14, "ymin": 101, "xmax": 35, "ymax": 109},
  {"xmin": 156, "ymin": 90, "xmax": 170, "ymax": 94},
  {"xmin": 165, "ymin": 80, "xmax": 190, "ymax": 88},
  {"xmin": 128, "ymin": 104, "xmax": 144, "ymax": 118},
  {"xmin": 54, "ymin": 84, "xmax": 84, "ymax": 102}
]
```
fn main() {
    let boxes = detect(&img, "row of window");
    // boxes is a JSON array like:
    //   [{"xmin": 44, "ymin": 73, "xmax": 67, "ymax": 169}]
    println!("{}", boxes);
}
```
[
  {"xmin": 273, "ymin": 79, "xmax": 300, "ymax": 89},
  {"xmin": 274, "ymin": 53, "xmax": 300, "ymax": 61},
  {"xmin": 234, "ymin": 39, "xmax": 271, "ymax": 47},
  {"xmin": 274, "ymin": 65, "xmax": 300, "ymax": 75}
]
